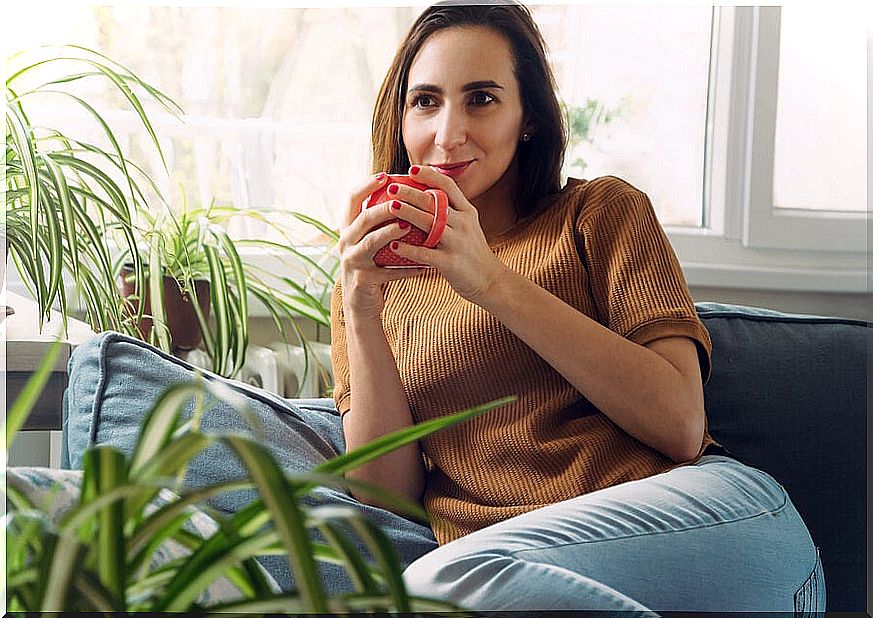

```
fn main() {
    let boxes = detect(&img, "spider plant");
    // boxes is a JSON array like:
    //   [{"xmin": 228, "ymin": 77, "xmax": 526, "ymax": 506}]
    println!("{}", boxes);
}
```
[
  {"xmin": 4, "ymin": 341, "xmax": 511, "ymax": 612},
  {"xmin": 117, "ymin": 187, "xmax": 341, "ymax": 380},
  {"xmin": 4, "ymin": 44, "xmax": 182, "ymax": 334}
]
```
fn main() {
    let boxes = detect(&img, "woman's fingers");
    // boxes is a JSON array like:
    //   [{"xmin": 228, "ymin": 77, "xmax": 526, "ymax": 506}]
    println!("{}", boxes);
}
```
[
  {"xmin": 341, "ymin": 218, "xmax": 413, "ymax": 268},
  {"xmin": 406, "ymin": 165, "xmax": 474, "ymax": 212},
  {"xmin": 380, "ymin": 184, "xmax": 457, "ymax": 233},
  {"xmin": 384, "ymin": 182, "xmax": 437, "ymax": 216},
  {"xmin": 385, "ymin": 200, "xmax": 436, "ymax": 233},
  {"xmin": 341, "ymin": 198, "xmax": 402, "ymax": 249},
  {"xmin": 358, "ymin": 219, "xmax": 413, "ymax": 259},
  {"xmin": 344, "ymin": 172, "xmax": 389, "ymax": 227}
]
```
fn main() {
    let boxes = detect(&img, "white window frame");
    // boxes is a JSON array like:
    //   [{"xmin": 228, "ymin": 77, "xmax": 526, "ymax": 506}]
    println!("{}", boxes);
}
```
[
  {"xmin": 665, "ymin": 6, "xmax": 867, "ymax": 293},
  {"xmin": 6, "ymin": 6, "xmax": 867, "ymax": 313}
]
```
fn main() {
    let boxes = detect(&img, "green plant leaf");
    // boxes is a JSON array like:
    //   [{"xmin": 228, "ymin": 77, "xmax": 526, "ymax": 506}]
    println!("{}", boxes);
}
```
[
  {"xmin": 291, "ymin": 211, "xmax": 339, "ymax": 241},
  {"xmin": 40, "ymin": 527, "xmax": 84, "ymax": 610},
  {"xmin": 148, "ymin": 232, "xmax": 172, "ymax": 352},
  {"xmin": 341, "ymin": 510, "xmax": 411, "ymax": 612},
  {"xmin": 5, "ymin": 101, "xmax": 45, "ymax": 314},
  {"xmin": 31, "ymin": 88, "xmax": 141, "ymax": 212},
  {"xmin": 220, "ymin": 435, "xmax": 328, "ymax": 613},
  {"xmin": 72, "ymin": 571, "xmax": 118, "ymax": 612},
  {"xmin": 288, "ymin": 470, "xmax": 428, "ymax": 524},
  {"xmin": 83, "ymin": 447, "xmax": 127, "ymax": 607},
  {"xmin": 9, "ymin": 50, "xmax": 175, "ymax": 171},
  {"xmin": 128, "ymin": 379, "xmax": 209, "ymax": 476},
  {"xmin": 313, "ymin": 396, "xmax": 516, "ymax": 477},
  {"xmin": 126, "ymin": 479, "xmax": 251, "ymax": 566},
  {"xmin": 156, "ymin": 527, "xmax": 279, "ymax": 611},
  {"xmin": 205, "ymin": 243, "xmax": 230, "ymax": 376},
  {"xmin": 199, "ymin": 594, "xmax": 311, "ymax": 614},
  {"xmin": 40, "ymin": 153, "xmax": 74, "ymax": 309},
  {"xmin": 311, "ymin": 518, "xmax": 380, "ymax": 595},
  {"xmin": 3, "ymin": 338, "xmax": 63, "ymax": 449}
]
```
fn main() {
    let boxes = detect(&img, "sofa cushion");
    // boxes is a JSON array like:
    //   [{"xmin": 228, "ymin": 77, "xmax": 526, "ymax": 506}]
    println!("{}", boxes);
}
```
[
  {"xmin": 695, "ymin": 302, "xmax": 867, "ymax": 612},
  {"xmin": 62, "ymin": 331, "xmax": 438, "ymax": 595}
]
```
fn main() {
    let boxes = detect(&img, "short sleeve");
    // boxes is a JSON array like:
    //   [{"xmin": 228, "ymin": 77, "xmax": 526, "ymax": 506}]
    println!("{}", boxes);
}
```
[
  {"xmin": 329, "ymin": 281, "xmax": 352, "ymax": 417},
  {"xmin": 576, "ymin": 184, "xmax": 712, "ymax": 384}
]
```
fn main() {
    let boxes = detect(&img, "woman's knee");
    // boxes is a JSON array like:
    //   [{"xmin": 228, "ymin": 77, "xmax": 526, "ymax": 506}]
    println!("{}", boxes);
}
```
[{"xmin": 402, "ymin": 540, "xmax": 656, "ymax": 612}]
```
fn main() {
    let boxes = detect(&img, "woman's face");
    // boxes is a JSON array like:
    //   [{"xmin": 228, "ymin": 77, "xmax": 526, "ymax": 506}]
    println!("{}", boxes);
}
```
[{"xmin": 401, "ymin": 26, "xmax": 528, "ymax": 208}]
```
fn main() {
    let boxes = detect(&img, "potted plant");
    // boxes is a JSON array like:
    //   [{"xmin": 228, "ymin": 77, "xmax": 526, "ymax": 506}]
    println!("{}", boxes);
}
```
[
  {"xmin": 4, "ymin": 45, "xmax": 182, "ymax": 334},
  {"xmin": 4, "ymin": 341, "xmax": 512, "ymax": 612},
  {"xmin": 117, "ymin": 187, "xmax": 340, "ymax": 380},
  {"xmin": 5, "ymin": 45, "xmax": 344, "ymax": 389}
]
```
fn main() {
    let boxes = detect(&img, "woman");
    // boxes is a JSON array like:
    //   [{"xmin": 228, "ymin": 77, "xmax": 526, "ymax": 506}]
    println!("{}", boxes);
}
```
[
  {"xmin": 331, "ymin": 0, "xmax": 824, "ymax": 612},
  {"xmin": 62, "ymin": 0, "xmax": 824, "ymax": 612}
]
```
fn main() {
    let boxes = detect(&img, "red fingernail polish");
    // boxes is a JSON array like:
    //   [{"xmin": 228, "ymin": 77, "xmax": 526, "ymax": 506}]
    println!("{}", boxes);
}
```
[
  {"xmin": 387, "ymin": 184, "xmax": 399, "ymax": 195},
  {"xmin": 410, "ymin": 165, "xmax": 420, "ymax": 175},
  {"xmin": 391, "ymin": 241, "xmax": 399, "ymax": 250},
  {"xmin": 399, "ymin": 220, "xmax": 410, "ymax": 229},
  {"xmin": 375, "ymin": 172, "xmax": 386, "ymax": 181},
  {"xmin": 390, "ymin": 200, "xmax": 401, "ymax": 210}
]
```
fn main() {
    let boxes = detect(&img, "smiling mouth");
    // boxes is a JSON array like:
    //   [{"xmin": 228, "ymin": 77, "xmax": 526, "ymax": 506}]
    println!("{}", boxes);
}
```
[{"xmin": 433, "ymin": 160, "xmax": 473, "ymax": 170}]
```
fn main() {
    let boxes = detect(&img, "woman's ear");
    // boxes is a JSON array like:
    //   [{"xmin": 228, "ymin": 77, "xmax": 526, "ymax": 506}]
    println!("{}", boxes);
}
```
[{"xmin": 522, "ymin": 118, "xmax": 537, "ymax": 138}]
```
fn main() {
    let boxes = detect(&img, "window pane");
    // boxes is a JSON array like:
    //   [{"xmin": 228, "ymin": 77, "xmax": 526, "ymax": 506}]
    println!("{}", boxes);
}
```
[
  {"xmin": 772, "ymin": 6, "xmax": 866, "ymax": 212},
  {"xmin": 7, "ymin": 4, "xmax": 711, "ymax": 241},
  {"xmin": 537, "ymin": 5, "xmax": 712, "ymax": 227}
]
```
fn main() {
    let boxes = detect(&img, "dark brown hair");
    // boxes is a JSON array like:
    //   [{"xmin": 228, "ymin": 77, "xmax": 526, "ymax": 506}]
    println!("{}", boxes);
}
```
[{"xmin": 371, "ymin": 0, "xmax": 568, "ymax": 217}]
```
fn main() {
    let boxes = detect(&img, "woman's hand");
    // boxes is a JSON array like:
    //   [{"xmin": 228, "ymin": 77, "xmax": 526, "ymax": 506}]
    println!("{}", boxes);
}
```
[
  {"xmin": 386, "ymin": 165, "xmax": 507, "ymax": 303},
  {"xmin": 337, "ymin": 172, "xmax": 427, "ymax": 320}
]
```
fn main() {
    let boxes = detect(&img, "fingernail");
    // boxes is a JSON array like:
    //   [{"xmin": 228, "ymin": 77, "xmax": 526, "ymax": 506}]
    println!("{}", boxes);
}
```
[
  {"xmin": 410, "ymin": 165, "xmax": 420, "ymax": 175},
  {"xmin": 391, "ymin": 241, "xmax": 400, "ymax": 250},
  {"xmin": 390, "ymin": 200, "xmax": 401, "ymax": 210},
  {"xmin": 399, "ymin": 220, "xmax": 410, "ymax": 229},
  {"xmin": 387, "ymin": 184, "xmax": 399, "ymax": 195}
]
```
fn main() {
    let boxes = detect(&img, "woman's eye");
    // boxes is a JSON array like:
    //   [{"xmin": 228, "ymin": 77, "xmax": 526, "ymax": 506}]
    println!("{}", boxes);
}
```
[
  {"xmin": 471, "ymin": 92, "xmax": 495, "ymax": 106},
  {"xmin": 411, "ymin": 94, "xmax": 435, "ymax": 108}
]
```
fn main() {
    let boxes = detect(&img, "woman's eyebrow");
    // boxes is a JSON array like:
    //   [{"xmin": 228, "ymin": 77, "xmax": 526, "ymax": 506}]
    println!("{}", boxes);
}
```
[{"xmin": 407, "ymin": 80, "xmax": 505, "ymax": 95}]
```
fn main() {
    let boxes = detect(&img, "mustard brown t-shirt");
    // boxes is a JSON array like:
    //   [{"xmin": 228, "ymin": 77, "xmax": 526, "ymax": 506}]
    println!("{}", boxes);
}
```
[{"xmin": 330, "ymin": 175, "xmax": 719, "ymax": 545}]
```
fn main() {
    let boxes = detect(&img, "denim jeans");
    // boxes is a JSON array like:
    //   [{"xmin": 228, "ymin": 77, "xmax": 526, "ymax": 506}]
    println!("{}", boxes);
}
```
[{"xmin": 403, "ymin": 453, "xmax": 826, "ymax": 614}]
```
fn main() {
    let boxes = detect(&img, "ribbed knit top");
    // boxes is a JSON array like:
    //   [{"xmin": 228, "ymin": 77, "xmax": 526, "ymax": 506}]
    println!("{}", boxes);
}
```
[{"xmin": 331, "ymin": 175, "xmax": 718, "ymax": 545}]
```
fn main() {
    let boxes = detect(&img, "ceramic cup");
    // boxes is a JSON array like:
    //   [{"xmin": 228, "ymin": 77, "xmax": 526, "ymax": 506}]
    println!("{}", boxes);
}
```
[{"xmin": 365, "ymin": 174, "xmax": 448, "ymax": 268}]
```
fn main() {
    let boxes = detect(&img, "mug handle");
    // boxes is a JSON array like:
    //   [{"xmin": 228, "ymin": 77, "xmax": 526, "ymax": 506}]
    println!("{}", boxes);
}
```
[{"xmin": 423, "ymin": 189, "xmax": 449, "ymax": 248}]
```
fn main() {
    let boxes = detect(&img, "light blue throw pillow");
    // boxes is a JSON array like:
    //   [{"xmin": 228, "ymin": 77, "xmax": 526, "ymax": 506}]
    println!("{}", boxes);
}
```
[{"xmin": 61, "ymin": 331, "xmax": 438, "ymax": 594}]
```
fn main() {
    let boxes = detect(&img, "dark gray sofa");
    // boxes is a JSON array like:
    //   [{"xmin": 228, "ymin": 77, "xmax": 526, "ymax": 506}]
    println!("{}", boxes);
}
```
[
  {"xmin": 12, "ymin": 301, "xmax": 869, "ymax": 611},
  {"xmin": 695, "ymin": 302, "xmax": 868, "ymax": 612}
]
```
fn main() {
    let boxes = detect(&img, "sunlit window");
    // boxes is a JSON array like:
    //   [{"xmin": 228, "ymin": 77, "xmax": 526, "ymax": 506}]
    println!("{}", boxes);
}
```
[
  {"xmin": 5, "ymin": 4, "xmax": 716, "ymax": 243},
  {"xmin": 772, "ymin": 5, "xmax": 865, "ymax": 212}
]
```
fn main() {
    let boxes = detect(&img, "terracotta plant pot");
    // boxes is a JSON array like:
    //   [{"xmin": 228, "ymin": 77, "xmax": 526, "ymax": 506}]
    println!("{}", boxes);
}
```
[{"xmin": 120, "ymin": 265, "xmax": 210, "ymax": 350}]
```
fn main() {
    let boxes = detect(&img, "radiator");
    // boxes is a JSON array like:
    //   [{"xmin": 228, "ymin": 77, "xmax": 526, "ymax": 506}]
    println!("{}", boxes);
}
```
[
  {"xmin": 178, "ymin": 342, "xmax": 333, "ymax": 399},
  {"xmin": 270, "ymin": 341, "xmax": 333, "ymax": 399}
]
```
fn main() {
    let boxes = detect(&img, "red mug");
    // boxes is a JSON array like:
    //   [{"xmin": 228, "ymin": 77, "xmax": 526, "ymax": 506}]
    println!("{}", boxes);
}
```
[{"xmin": 365, "ymin": 174, "xmax": 448, "ymax": 268}]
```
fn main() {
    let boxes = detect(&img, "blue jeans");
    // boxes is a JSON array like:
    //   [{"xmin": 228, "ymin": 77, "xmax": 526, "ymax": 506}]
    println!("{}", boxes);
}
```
[
  {"xmin": 63, "ymin": 332, "xmax": 824, "ymax": 613},
  {"xmin": 403, "ymin": 453, "xmax": 826, "ymax": 614}
]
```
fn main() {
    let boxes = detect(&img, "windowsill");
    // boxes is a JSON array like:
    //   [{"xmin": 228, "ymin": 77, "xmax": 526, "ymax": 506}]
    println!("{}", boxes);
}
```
[
  {"xmin": 4, "ymin": 233, "xmax": 866, "ymax": 323},
  {"xmin": 663, "ymin": 227, "xmax": 867, "ymax": 293}
]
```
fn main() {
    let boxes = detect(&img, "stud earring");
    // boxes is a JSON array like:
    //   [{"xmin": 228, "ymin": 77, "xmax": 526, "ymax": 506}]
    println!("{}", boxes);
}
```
[{"xmin": 521, "ymin": 133, "xmax": 532, "ymax": 142}]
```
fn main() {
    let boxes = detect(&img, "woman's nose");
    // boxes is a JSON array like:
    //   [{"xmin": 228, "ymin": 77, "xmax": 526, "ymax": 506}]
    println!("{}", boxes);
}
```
[{"xmin": 433, "ymin": 107, "xmax": 467, "ymax": 150}]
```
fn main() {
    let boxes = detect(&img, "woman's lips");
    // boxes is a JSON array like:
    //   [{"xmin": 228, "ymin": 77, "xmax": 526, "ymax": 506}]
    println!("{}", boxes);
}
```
[{"xmin": 433, "ymin": 161, "xmax": 472, "ymax": 179}]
